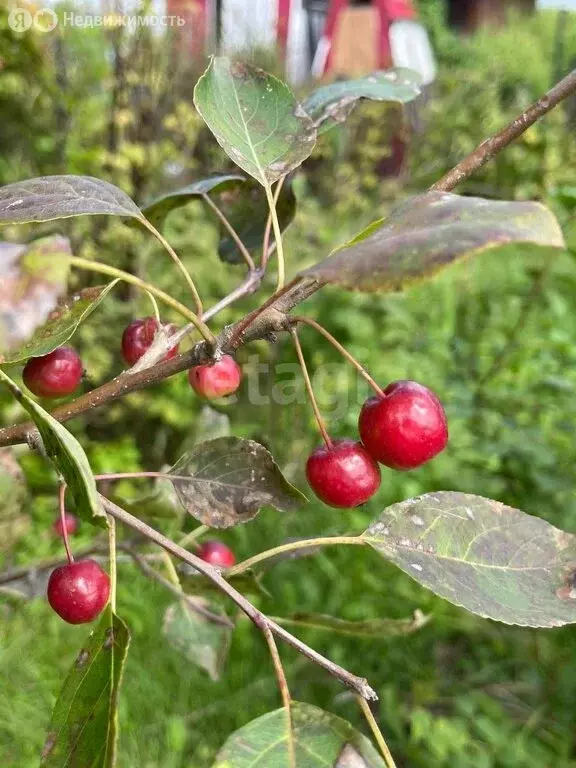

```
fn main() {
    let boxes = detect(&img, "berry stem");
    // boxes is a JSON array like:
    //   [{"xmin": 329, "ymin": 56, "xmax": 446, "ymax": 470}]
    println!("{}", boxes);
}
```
[
  {"xmin": 94, "ymin": 471, "xmax": 170, "ymax": 482},
  {"xmin": 226, "ymin": 535, "xmax": 365, "ymax": 577},
  {"xmin": 139, "ymin": 217, "xmax": 204, "ymax": 317},
  {"xmin": 161, "ymin": 551, "xmax": 182, "ymax": 589},
  {"xmin": 288, "ymin": 326, "xmax": 332, "ymax": 448},
  {"xmin": 108, "ymin": 515, "xmax": 117, "ymax": 612},
  {"xmin": 292, "ymin": 316, "xmax": 385, "ymax": 397},
  {"xmin": 356, "ymin": 696, "xmax": 397, "ymax": 768},
  {"xmin": 262, "ymin": 177, "xmax": 285, "ymax": 270},
  {"xmin": 145, "ymin": 290, "xmax": 162, "ymax": 323},
  {"xmin": 201, "ymin": 193, "xmax": 256, "ymax": 272},
  {"xmin": 66, "ymin": 256, "xmax": 216, "ymax": 346},
  {"xmin": 58, "ymin": 483, "xmax": 74, "ymax": 565},
  {"xmin": 178, "ymin": 525, "xmax": 210, "ymax": 550},
  {"xmin": 265, "ymin": 181, "xmax": 286, "ymax": 291}
]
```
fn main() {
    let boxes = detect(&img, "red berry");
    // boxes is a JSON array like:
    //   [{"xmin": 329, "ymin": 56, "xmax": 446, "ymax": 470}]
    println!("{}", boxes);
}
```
[
  {"xmin": 47, "ymin": 559, "xmax": 110, "ymax": 624},
  {"xmin": 197, "ymin": 540, "xmax": 236, "ymax": 568},
  {"xmin": 121, "ymin": 316, "xmax": 179, "ymax": 366},
  {"xmin": 188, "ymin": 355, "xmax": 242, "ymax": 399},
  {"xmin": 53, "ymin": 513, "xmax": 78, "ymax": 537},
  {"xmin": 306, "ymin": 439, "xmax": 381, "ymax": 508},
  {"xmin": 359, "ymin": 380, "xmax": 448, "ymax": 470},
  {"xmin": 22, "ymin": 346, "xmax": 83, "ymax": 398}
]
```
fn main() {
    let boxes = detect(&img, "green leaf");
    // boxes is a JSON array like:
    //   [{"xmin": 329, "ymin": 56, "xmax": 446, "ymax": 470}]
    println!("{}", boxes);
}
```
[
  {"xmin": 140, "ymin": 173, "xmax": 245, "ymax": 229},
  {"xmin": 217, "ymin": 177, "xmax": 297, "ymax": 264},
  {"xmin": 214, "ymin": 701, "xmax": 385, "ymax": 767},
  {"xmin": 3, "ymin": 281, "xmax": 119, "ymax": 364},
  {"xmin": 300, "ymin": 192, "xmax": 566, "ymax": 292},
  {"xmin": 41, "ymin": 607, "xmax": 130, "ymax": 767},
  {"xmin": 276, "ymin": 609, "xmax": 430, "ymax": 639},
  {"xmin": 0, "ymin": 368, "xmax": 105, "ymax": 527},
  {"xmin": 0, "ymin": 175, "xmax": 142, "ymax": 224},
  {"xmin": 169, "ymin": 437, "xmax": 307, "ymax": 528},
  {"xmin": 303, "ymin": 68, "xmax": 422, "ymax": 135},
  {"xmin": 364, "ymin": 491, "xmax": 576, "ymax": 627},
  {"xmin": 193, "ymin": 57, "xmax": 316, "ymax": 185},
  {"xmin": 162, "ymin": 597, "xmax": 233, "ymax": 681},
  {"xmin": 0, "ymin": 236, "xmax": 72, "ymax": 359}
]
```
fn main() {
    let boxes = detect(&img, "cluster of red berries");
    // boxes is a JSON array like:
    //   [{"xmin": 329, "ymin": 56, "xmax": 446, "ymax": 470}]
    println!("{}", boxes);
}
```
[
  {"xmin": 306, "ymin": 380, "xmax": 448, "ymax": 509},
  {"xmin": 26, "ymin": 318, "xmax": 241, "ymax": 624},
  {"xmin": 47, "ymin": 530, "xmax": 236, "ymax": 624},
  {"xmin": 22, "ymin": 317, "xmax": 243, "ymax": 401},
  {"xmin": 32, "ymin": 316, "xmax": 446, "ymax": 622}
]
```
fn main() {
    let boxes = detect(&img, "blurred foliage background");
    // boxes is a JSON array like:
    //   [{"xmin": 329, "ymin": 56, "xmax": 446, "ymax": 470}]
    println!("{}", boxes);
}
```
[{"xmin": 1, "ymin": 1, "xmax": 576, "ymax": 766}]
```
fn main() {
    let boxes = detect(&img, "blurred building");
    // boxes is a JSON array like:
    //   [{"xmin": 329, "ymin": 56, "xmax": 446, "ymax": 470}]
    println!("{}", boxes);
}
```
[{"xmin": 167, "ymin": 0, "xmax": 435, "ymax": 85}]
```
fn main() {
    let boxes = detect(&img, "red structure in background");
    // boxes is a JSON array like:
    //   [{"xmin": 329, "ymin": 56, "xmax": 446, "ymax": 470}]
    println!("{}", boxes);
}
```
[
  {"xmin": 167, "ymin": 0, "xmax": 207, "ymax": 57},
  {"xmin": 321, "ymin": 0, "xmax": 416, "ymax": 75},
  {"xmin": 277, "ymin": 0, "xmax": 292, "ymax": 57}
]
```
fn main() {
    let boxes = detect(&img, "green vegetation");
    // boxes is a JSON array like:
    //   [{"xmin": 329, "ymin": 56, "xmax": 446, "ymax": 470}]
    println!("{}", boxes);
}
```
[{"xmin": 1, "ymin": 4, "xmax": 576, "ymax": 766}]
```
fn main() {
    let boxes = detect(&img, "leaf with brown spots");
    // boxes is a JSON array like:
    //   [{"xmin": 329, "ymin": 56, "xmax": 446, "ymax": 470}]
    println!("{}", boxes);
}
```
[
  {"xmin": 364, "ymin": 491, "xmax": 576, "ymax": 627},
  {"xmin": 0, "ymin": 236, "xmax": 72, "ymax": 359},
  {"xmin": 303, "ymin": 67, "xmax": 422, "ymax": 135},
  {"xmin": 0, "ymin": 175, "xmax": 141, "ymax": 224},
  {"xmin": 193, "ymin": 57, "xmax": 316, "ymax": 185},
  {"xmin": 214, "ymin": 702, "xmax": 385, "ymax": 767},
  {"xmin": 3, "ymin": 280, "xmax": 119, "ymax": 364},
  {"xmin": 169, "ymin": 437, "xmax": 307, "ymax": 529},
  {"xmin": 299, "ymin": 192, "xmax": 565, "ymax": 292},
  {"xmin": 41, "ymin": 607, "xmax": 130, "ymax": 768}
]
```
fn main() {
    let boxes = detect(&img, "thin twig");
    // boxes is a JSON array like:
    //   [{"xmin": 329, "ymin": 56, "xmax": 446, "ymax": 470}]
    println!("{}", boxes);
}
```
[
  {"xmin": 356, "ymin": 696, "xmax": 397, "ymax": 768},
  {"xmin": 0, "ymin": 541, "xmax": 151, "ymax": 585},
  {"xmin": 140, "ymin": 217, "xmax": 205, "ymax": 317},
  {"xmin": 289, "ymin": 325, "xmax": 332, "ymax": 447},
  {"xmin": 202, "ymin": 268, "xmax": 264, "ymax": 322},
  {"xmin": 430, "ymin": 68, "xmax": 576, "ymax": 193},
  {"xmin": 202, "ymin": 193, "xmax": 256, "ymax": 272},
  {"xmin": 0, "ymin": 277, "xmax": 320, "ymax": 448},
  {"xmin": 262, "ymin": 625, "xmax": 296, "ymax": 768},
  {"xmin": 100, "ymin": 495, "xmax": 377, "ymax": 700},
  {"xmin": 129, "ymin": 548, "xmax": 234, "ymax": 628},
  {"xmin": 293, "ymin": 315, "xmax": 384, "ymax": 396},
  {"xmin": 166, "ymin": 268, "xmax": 265, "ymax": 351}
]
